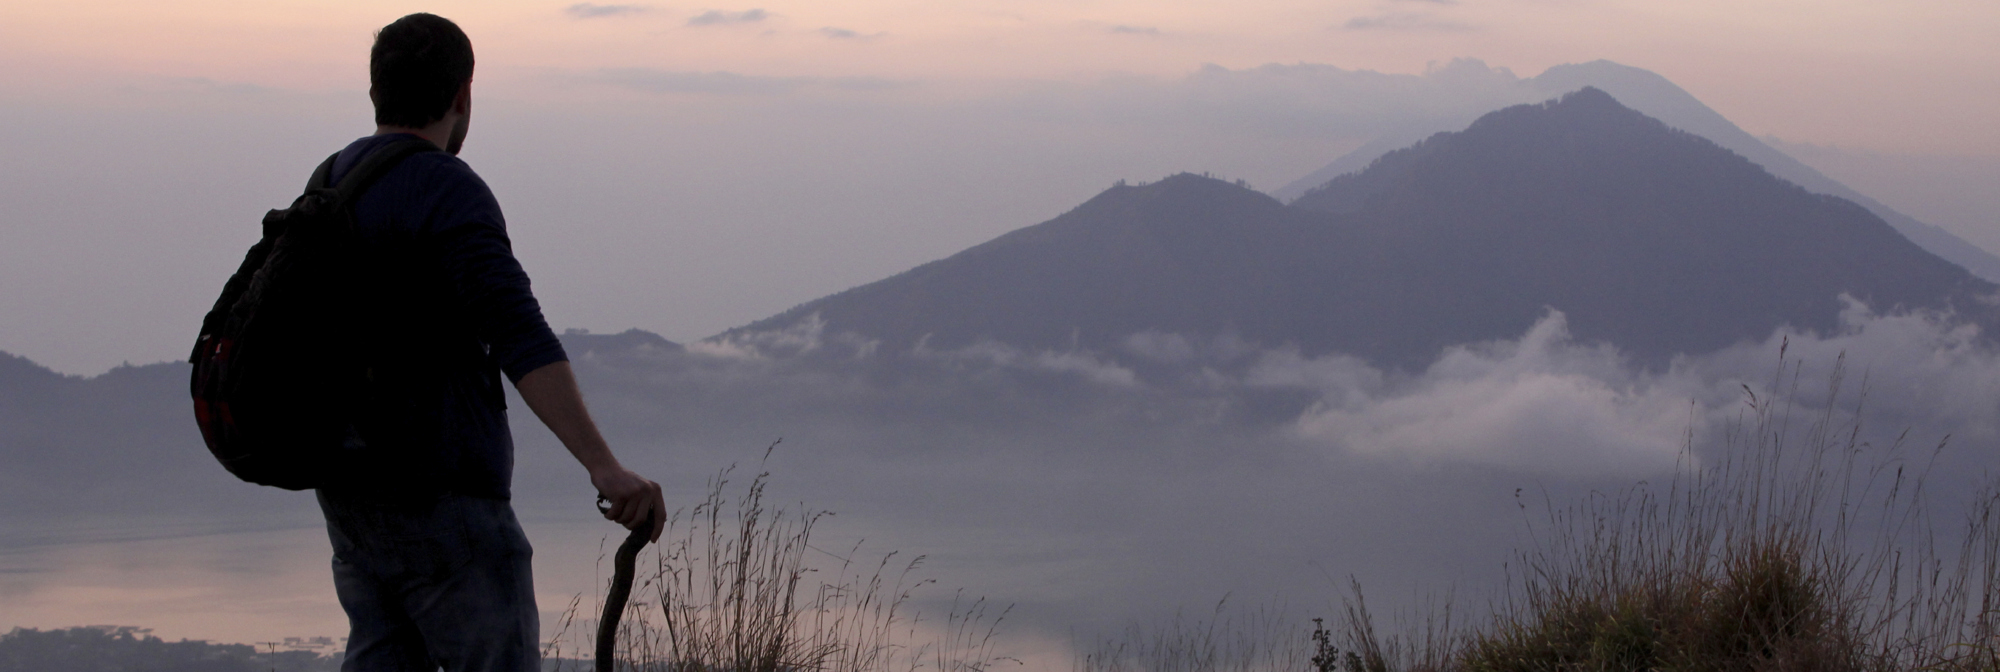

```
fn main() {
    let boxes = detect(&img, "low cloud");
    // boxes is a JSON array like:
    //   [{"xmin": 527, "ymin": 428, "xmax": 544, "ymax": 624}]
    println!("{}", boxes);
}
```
[
  {"xmin": 825, "ymin": 76, "xmax": 907, "ymax": 91},
  {"xmin": 595, "ymin": 68, "xmax": 811, "ymax": 95},
  {"xmin": 1108, "ymin": 25, "xmax": 1162, "ymax": 36},
  {"xmin": 927, "ymin": 342, "xmax": 1139, "ymax": 387},
  {"xmin": 693, "ymin": 313, "xmax": 874, "ymax": 359},
  {"xmin": 1245, "ymin": 299, "xmax": 2000, "ymax": 478},
  {"xmin": 1272, "ymin": 312, "xmax": 1698, "ymax": 477},
  {"xmin": 566, "ymin": 3, "xmax": 647, "ymax": 18},
  {"xmin": 589, "ymin": 68, "xmax": 910, "ymax": 96},
  {"xmin": 1343, "ymin": 12, "xmax": 1472, "ymax": 31},
  {"xmin": 116, "ymin": 76, "xmax": 268, "ymax": 96},
  {"xmin": 688, "ymin": 8, "xmax": 768, "ymax": 26},
  {"xmin": 695, "ymin": 297, "xmax": 1998, "ymax": 482},
  {"xmin": 819, "ymin": 27, "xmax": 885, "ymax": 40}
]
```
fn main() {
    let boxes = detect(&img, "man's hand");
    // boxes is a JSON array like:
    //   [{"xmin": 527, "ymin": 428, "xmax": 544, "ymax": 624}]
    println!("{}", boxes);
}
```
[
  {"xmin": 593, "ymin": 466, "xmax": 666, "ymax": 542},
  {"xmin": 515, "ymin": 360, "xmax": 669, "ymax": 542}
]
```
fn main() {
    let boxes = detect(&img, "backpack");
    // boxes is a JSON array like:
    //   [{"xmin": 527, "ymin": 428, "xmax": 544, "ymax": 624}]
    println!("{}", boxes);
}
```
[{"xmin": 189, "ymin": 138, "xmax": 438, "ymax": 490}]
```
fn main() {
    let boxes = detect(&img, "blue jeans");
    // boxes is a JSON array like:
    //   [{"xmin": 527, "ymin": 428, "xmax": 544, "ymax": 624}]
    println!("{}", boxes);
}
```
[{"xmin": 318, "ymin": 489, "xmax": 540, "ymax": 672}]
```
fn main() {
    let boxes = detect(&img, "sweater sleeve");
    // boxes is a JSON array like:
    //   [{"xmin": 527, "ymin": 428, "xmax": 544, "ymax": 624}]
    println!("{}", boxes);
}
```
[{"xmin": 425, "ymin": 160, "xmax": 569, "ymax": 382}]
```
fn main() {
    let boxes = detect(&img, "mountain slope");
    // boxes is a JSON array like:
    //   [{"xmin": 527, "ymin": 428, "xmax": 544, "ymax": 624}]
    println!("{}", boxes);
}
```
[
  {"xmin": 0, "ymin": 353, "xmax": 236, "ymax": 516},
  {"xmin": 725, "ymin": 89, "xmax": 1997, "ymax": 368},
  {"xmin": 1272, "ymin": 61, "xmax": 2000, "ymax": 282},
  {"xmin": 731, "ymin": 175, "xmax": 1310, "ymax": 354},
  {"xmin": 1291, "ymin": 87, "xmax": 1993, "ymax": 361}
]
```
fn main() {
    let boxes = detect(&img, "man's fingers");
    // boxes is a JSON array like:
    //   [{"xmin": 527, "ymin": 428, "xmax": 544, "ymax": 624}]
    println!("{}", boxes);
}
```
[
  {"xmin": 620, "ymin": 503, "xmax": 643, "ymax": 528},
  {"xmin": 597, "ymin": 474, "xmax": 665, "ymax": 539},
  {"xmin": 603, "ymin": 496, "xmax": 628, "ymax": 523},
  {"xmin": 621, "ymin": 492, "xmax": 649, "ymax": 528},
  {"xmin": 648, "ymin": 483, "xmax": 666, "ymax": 542}
]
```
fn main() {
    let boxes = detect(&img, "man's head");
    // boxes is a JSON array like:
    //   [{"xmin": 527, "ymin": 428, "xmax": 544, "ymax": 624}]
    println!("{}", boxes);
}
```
[{"xmin": 370, "ymin": 13, "xmax": 474, "ymax": 153}]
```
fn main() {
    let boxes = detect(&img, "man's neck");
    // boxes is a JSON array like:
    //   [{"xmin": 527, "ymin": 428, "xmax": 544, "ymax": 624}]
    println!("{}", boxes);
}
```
[{"xmin": 375, "ymin": 123, "xmax": 451, "ymax": 153}]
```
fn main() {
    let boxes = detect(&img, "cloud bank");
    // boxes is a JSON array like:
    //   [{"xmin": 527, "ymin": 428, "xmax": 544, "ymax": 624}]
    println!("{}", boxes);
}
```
[
  {"xmin": 566, "ymin": 3, "xmax": 648, "ymax": 19},
  {"xmin": 817, "ymin": 27, "xmax": 886, "ymax": 41},
  {"xmin": 594, "ymin": 68, "xmax": 811, "ymax": 95},
  {"xmin": 687, "ymin": 9, "xmax": 768, "ymax": 26},
  {"xmin": 1269, "ymin": 313, "xmax": 1695, "ymax": 477},
  {"xmin": 1343, "ymin": 12, "xmax": 1473, "ymax": 32},
  {"xmin": 688, "ymin": 298, "xmax": 1996, "ymax": 482}
]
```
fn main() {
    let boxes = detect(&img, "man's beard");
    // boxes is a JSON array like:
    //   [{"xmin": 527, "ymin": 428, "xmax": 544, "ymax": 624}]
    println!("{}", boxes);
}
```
[{"xmin": 445, "ymin": 113, "xmax": 469, "ymax": 155}]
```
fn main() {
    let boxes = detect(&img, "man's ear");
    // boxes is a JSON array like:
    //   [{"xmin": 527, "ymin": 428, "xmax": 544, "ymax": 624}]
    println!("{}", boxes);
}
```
[
  {"xmin": 452, "ymin": 81, "xmax": 471, "ymax": 115},
  {"xmin": 368, "ymin": 86, "xmax": 379, "ymax": 108}
]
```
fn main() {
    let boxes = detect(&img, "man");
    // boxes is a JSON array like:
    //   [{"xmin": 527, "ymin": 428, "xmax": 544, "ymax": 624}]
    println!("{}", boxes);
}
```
[{"xmin": 311, "ymin": 13, "xmax": 666, "ymax": 670}]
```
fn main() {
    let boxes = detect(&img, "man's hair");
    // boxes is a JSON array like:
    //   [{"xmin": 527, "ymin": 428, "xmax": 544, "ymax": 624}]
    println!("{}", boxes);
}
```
[{"xmin": 370, "ymin": 13, "xmax": 475, "ymax": 128}]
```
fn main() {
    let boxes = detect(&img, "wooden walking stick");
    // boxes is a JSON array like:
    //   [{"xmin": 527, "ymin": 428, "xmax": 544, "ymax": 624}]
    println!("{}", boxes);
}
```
[{"xmin": 597, "ymin": 497, "xmax": 655, "ymax": 672}]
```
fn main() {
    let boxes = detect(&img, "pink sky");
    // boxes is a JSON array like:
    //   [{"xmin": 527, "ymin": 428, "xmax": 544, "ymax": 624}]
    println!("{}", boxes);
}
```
[{"xmin": 6, "ymin": 0, "xmax": 1998, "ymax": 155}]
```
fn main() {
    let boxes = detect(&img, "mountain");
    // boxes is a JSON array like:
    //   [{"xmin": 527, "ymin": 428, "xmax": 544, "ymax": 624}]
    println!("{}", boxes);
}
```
[
  {"xmin": 0, "ymin": 352, "xmax": 233, "ymax": 517},
  {"xmin": 1271, "ymin": 60, "xmax": 2000, "ymax": 283},
  {"xmin": 558, "ymin": 328, "xmax": 683, "ymax": 359},
  {"xmin": 724, "ymin": 88, "xmax": 1998, "ymax": 368}
]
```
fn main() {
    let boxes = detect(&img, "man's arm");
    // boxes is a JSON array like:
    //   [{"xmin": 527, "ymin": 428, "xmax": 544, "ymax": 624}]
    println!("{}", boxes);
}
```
[
  {"xmin": 413, "ymin": 159, "xmax": 662, "ymax": 536},
  {"xmin": 515, "ymin": 360, "xmax": 666, "ymax": 542}
]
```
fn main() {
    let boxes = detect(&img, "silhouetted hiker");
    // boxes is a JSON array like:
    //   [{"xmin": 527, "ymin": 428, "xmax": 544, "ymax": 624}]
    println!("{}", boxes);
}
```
[{"xmin": 310, "ymin": 13, "xmax": 666, "ymax": 671}]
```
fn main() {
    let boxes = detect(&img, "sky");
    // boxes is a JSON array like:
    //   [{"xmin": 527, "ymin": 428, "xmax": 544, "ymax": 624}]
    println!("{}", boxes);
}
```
[{"xmin": 4, "ymin": 0, "xmax": 2000, "ymax": 375}]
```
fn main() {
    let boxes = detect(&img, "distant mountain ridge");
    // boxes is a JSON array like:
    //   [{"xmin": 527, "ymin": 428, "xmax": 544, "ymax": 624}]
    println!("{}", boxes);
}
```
[
  {"xmin": 1271, "ymin": 60, "xmax": 2000, "ymax": 283},
  {"xmin": 0, "ymin": 327, "xmax": 687, "ymax": 517},
  {"xmin": 559, "ymin": 328, "xmax": 683, "ymax": 358},
  {"xmin": 725, "ymin": 88, "xmax": 1999, "ymax": 368},
  {"xmin": 0, "ymin": 351, "xmax": 213, "ymax": 516}
]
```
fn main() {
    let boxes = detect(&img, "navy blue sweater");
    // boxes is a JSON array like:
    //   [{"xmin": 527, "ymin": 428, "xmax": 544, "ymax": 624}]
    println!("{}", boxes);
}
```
[{"xmin": 322, "ymin": 133, "xmax": 567, "ymax": 500}]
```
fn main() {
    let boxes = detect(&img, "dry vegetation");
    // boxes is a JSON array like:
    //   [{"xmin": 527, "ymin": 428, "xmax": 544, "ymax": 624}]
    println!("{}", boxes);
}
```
[
  {"xmin": 542, "ymin": 455, "xmax": 1014, "ymax": 672},
  {"xmin": 560, "ymin": 346, "xmax": 2000, "ymax": 672},
  {"xmin": 1075, "ymin": 601, "xmax": 1321, "ymax": 672}
]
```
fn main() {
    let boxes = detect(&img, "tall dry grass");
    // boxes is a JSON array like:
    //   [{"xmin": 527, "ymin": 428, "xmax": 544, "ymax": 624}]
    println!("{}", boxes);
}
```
[
  {"xmin": 1075, "ymin": 600, "xmax": 1316, "ymax": 672},
  {"xmin": 1339, "ymin": 342, "xmax": 2000, "ymax": 672},
  {"xmin": 544, "ymin": 454, "xmax": 1014, "ymax": 672}
]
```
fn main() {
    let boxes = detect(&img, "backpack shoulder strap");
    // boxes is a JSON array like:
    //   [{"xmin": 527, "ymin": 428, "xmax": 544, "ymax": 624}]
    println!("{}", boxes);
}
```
[
  {"xmin": 306, "ymin": 151, "xmax": 341, "ymax": 191},
  {"xmin": 328, "ymin": 136, "xmax": 442, "ymax": 204}
]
